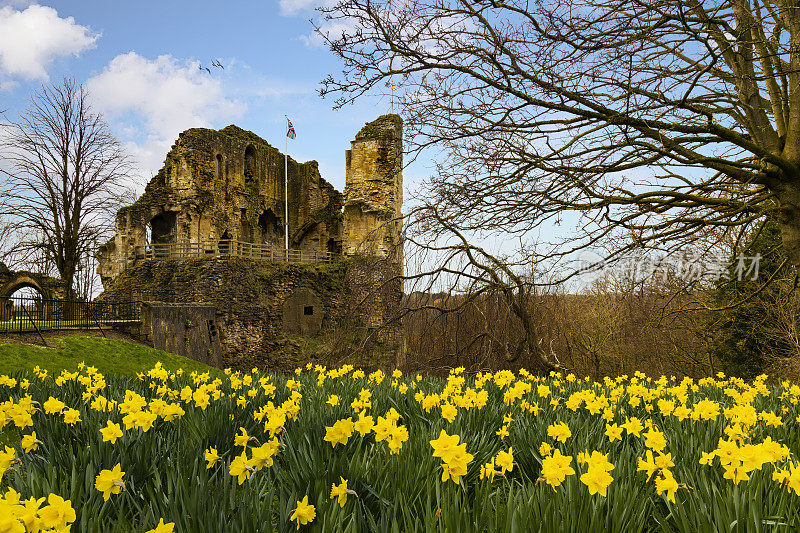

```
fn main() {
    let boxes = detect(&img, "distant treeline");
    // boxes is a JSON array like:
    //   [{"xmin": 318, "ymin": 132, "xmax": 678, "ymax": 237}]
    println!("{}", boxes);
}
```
[{"xmin": 401, "ymin": 272, "xmax": 800, "ymax": 380}]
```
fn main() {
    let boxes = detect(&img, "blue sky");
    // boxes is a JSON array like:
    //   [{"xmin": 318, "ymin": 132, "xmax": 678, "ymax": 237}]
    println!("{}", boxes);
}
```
[
  {"xmin": 0, "ymin": 0, "xmax": 412, "ymax": 194},
  {"xmin": 0, "ymin": 0, "xmax": 627, "ymax": 289}
]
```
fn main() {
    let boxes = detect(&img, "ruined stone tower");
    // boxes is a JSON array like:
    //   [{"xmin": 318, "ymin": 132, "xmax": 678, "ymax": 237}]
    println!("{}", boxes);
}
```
[
  {"xmin": 96, "ymin": 114, "xmax": 405, "ymax": 368},
  {"xmin": 343, "ymin": 115, "xmax": 403, "ymax": 263}
]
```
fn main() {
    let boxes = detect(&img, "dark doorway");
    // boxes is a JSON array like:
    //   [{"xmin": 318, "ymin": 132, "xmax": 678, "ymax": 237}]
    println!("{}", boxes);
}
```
[
  {"xmin": 4, "ymin": 284, "xmax": 44, "ymax": 322},
  {"xmin": 149, "ymin": 212, "xmax": 177, "ymax": 244},
  {"xmin": 327, "ymin": 238, "xmax": 341, "ymax": 255},
  {"xmin": 219, "ymin": 230, "xmax": 231, "ymax": 255},
  {"xmin": 258, "ymin": 209, "xmax": 281, "ymax": 245}
]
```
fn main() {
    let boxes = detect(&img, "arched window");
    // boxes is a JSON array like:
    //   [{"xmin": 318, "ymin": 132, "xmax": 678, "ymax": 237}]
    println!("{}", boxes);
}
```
[
  {"xmin": 244, "ymin": 145, "xmax": 255, "ymax": 184},
  {"xmin": 215, "ymin": 154, "xmax": 223, "ymax": 179}
]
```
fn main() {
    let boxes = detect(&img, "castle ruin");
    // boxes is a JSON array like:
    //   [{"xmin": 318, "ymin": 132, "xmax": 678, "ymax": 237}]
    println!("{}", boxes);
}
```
[{"xmin": 97, "ymin": 115, "xmax": 404, "ymax": 368}]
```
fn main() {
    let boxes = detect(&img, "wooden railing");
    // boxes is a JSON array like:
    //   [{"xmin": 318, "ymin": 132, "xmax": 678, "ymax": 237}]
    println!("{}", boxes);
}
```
[{"xmin": 126, "ymin": 240, "xmax": 338, "ymax": 267}]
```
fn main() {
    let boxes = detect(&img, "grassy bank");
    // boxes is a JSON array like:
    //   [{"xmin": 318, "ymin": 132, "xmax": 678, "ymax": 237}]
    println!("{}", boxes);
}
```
[{"xmin": 0, "ymin": 335, "xmax": 219, "ymax": 377}]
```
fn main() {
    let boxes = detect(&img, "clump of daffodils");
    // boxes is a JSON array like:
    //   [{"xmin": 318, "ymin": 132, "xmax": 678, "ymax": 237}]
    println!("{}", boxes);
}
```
[
  {"xmin": 1, "ymin": 489, "xmax": 77, "ymax": 532},
  {"xmin": 430, "ymin": 429, "xmax": 474, "ymax": 484}
]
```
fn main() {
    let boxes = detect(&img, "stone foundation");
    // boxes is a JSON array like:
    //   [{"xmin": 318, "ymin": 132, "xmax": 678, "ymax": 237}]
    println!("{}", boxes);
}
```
[
  {"xmin": 98, "ymin": 256, "xmax": 402, "ymax": 370},
  {"xmin": 143, "ymin": 302, "xmax": 222, "ymax": 367}
]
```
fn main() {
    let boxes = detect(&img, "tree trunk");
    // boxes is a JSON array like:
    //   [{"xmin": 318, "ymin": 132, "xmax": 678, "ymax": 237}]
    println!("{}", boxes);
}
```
[{"xmin": 775, "ymin": 183, "xmax": 800, "ymax": 269}]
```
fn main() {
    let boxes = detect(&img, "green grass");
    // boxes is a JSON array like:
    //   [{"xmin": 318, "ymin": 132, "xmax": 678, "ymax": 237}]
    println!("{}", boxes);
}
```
[{"xmin": 0, "ymin": 335, "xmax": 221, "ymax": 377}]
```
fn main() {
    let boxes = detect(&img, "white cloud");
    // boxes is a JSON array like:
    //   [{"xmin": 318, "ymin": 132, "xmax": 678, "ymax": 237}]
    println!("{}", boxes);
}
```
[
  {"xmin": 120, "ymin": 138, "xmax": 173, "ymax": 189},
  {"xmin": 87, "ymin": 52, "xmax": 244, "ymax": 189},
  {"xmin": 88, "ymin": 52, "xmax": 241, "ymax": 140},
  {"xmin": 279, "ymin": 0, "xmax": 336, "ymax": 17},
  {"xmin": 0, "ymin": 4, "xmax": 98, "ymax": 80},
  {"xmin": 280, "ymin": 0, "xmax": 348, "ymax": 46}
]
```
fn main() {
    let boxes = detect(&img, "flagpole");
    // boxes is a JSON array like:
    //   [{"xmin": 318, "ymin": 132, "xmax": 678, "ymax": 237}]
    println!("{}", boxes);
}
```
[{"xmin": 284, "ymin": 116, "xmax": 289, "ymax": 260}]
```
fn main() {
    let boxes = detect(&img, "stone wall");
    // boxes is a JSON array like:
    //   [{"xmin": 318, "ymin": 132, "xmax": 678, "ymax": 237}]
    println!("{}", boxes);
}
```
[
  {"xmin": 343, "ymin": 115, "xmax": 403, "ymax": 264},
  {"xmin": 143, "ymin": 302, "xmax": 221, "ymax": 367},
  {"xmin": 97, "ymin": 257, "xmax": 401, "ymax": 369}
]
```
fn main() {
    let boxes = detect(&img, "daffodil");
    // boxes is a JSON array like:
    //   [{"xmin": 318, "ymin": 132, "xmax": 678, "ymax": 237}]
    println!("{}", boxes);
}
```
[
  {"xmin": 430, "ymin": 429, "xmax": 460, "ymax": 459},
  {"xmin": 324, "ymin": 418, "xmax": 354, "ymax": 447},
  {"xmin": 20, "ymin": 431, "xmax": 41, "ymax": 453},
  {"xmin": 205, "ymin": 446, "xmax": 220, "ymax": 469},
  {"xmin": 604, "ymin": 423, "xmax": 623, "ymax": 442},
  {"xmin": 62, "ymin": 408, "xmax": 81, "ymax": 425},
  {"xmin": 250, "ymin": 439, "xmax": 279, "ymax": 470},
  {"xmin": 42, "ymin": 397, "xmax": 65, "ymax": 414},
  {"xmin": 546, "ymin": 422, "xmax": 571, "ymax": 443},
  {"xmin": 699, "ymin": 451, "xmax": 715, "ymax": 466},
  {"xmin": 655, "ymin": 470, "xmax": 679, "ymax": 503},
  {"xmin": 580, "ymin": 464, "xmax": 614, "ymax": 497},
  {"xmin": 229, "ymin": 452, "xmax": 255, "ymax": 484},
  {"xmin": 330, "ymin": 477, "xmax": 357, "ymax": 507},
  {"xmin": 100, "ymin": 421, "xmax": 123, "ymax": 444},
  {"xmin": 644, "ymin": 428, "xmax": 667, "ymax": 453},
  {"xmin": 441, "ymin": 403, "xmax": 457, "ymax": 423},
  {"xmin": 235, "ymin": 427, "xmax": 253, "ymax": 447},
  {"xmin": 480, "ymin": 457, "xmax": 499, "ymax": 482},
  {"xmin": 354, "ymin": 411, "xmax": 374, "ymax": 435},
  {"xmin": 38, "ymin": 494, "xmax": 76, "ymax": 530},
  {"xmin": 290, "ymin": 496, "xmax": 316, "ymax": 529},
  {"xmin": 496, "ymin": 447, "xmax": 514, "ymax": 475},
  {"xmin": 540, "ymin": 449, "xmax": 575, "ymax": 489},
  {"xmin": 94, "ymin": 463, "xmax": 126, "ymax": 501},
  {"xmin": 622, "ymin": 417, "xmax": 643, "ymax": 437},
  {"xmin": 0, "ymin": 446, "xmax": 18, "ymax": 479}
]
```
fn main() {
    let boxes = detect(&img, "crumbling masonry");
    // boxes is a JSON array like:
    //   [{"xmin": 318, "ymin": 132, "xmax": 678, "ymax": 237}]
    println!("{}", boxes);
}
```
[{"xmin": 97, "ymin": 115, "xmax": 404, "ymax": 368}]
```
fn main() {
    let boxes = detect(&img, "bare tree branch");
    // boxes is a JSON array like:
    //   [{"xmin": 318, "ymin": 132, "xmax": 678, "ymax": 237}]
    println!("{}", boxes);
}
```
[{"xmin": 319, "ymin": 0, "xmax": 800, "ymax": 279}]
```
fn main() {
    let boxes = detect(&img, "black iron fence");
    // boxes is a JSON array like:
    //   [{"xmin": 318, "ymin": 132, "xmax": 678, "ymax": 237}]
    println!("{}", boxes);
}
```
[{"xmin": 0, "ymin": 296, "xmax": 141, "ymax": 335}]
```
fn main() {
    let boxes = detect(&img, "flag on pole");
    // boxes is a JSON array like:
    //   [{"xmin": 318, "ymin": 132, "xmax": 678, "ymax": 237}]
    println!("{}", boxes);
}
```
[{"xmin": 286, "ymin": 118, "xmax": 296, "ymax": 139}]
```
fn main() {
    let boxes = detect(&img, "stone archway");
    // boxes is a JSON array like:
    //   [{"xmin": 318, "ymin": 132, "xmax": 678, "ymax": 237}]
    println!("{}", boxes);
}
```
[
  {"xmin": 0, "ymin": 275, "xmax": 50, "ymax": 300},
  {"xmin": 0, "ymin": 268, "xmax": 68, "ymax": 301},
  {"xmin": 0, "ymin": 273, "xmax": 53, "ymax": 322}
]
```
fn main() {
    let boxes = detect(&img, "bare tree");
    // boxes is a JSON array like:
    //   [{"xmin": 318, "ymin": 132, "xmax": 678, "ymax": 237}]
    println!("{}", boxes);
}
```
[
  {"xmin": 400, "ymin": 205, "xmax": 562, "ymax": 372},
  {"xmin": 0, "ymin": 78, "xmax": 131, "ymax": 298},
  {"xmin": 319, "ymin": 0, "xmax": 800, "ymax": 281}
]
